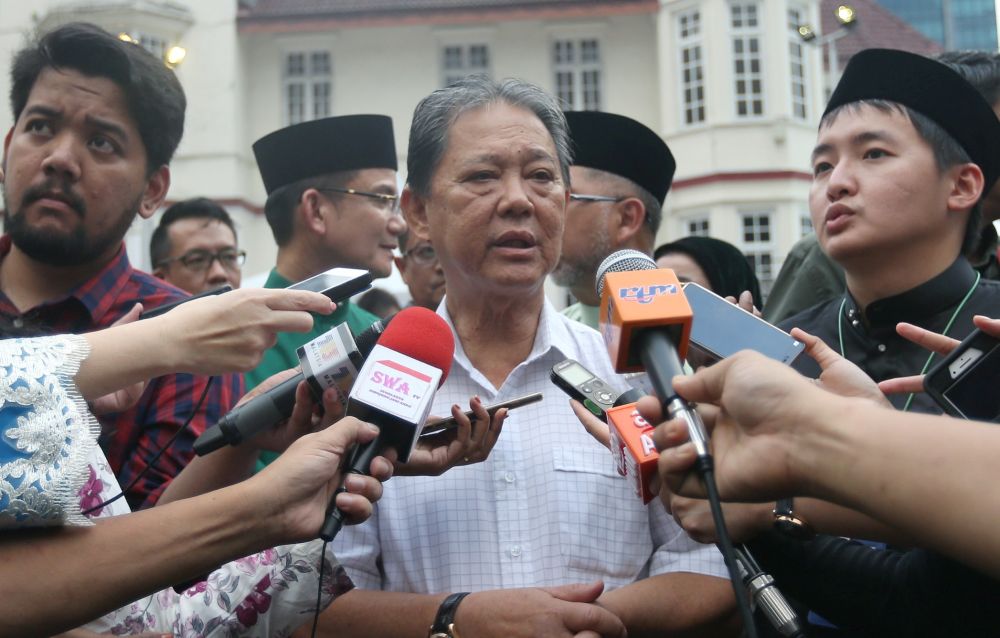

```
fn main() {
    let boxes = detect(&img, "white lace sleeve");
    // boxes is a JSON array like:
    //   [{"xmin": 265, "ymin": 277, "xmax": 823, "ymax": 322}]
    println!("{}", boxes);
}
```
[{"xmin": 0, "ymin": 334, "xmax": 97, "ymax": 528}]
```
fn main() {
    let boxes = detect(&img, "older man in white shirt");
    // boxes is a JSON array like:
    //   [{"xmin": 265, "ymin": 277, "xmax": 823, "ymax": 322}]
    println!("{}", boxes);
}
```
[{"xmin": 319, "ymin": 77, "xmax": 734, "ymax": 638}]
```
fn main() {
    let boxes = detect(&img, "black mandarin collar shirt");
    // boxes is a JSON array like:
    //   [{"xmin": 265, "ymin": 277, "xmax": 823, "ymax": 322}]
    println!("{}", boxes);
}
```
[{"xmin": 780, "ymin": 258, "xmax": 1000, "ymax": 414}]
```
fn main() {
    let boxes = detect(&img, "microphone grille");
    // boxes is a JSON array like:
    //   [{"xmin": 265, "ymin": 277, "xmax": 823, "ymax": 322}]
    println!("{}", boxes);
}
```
[{"xmin": 595, "ymin": 249, "xmax": 657, "ymax": 298}]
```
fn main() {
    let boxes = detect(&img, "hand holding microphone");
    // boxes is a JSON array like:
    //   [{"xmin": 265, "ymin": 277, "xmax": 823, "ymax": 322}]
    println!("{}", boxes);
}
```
[
  {"xmin": 320, "ymin": 306, "xmax": 455, "ymax": 541},
  {"xmin": 194, "ymin": 316, "xmax": 391, "ymax": 455}
]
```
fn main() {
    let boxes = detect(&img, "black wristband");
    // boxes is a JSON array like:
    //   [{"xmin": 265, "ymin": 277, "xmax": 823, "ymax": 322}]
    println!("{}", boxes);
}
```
[{"xmin": 429, "ymin": 592, "xmax": 470, "ymax": 638}]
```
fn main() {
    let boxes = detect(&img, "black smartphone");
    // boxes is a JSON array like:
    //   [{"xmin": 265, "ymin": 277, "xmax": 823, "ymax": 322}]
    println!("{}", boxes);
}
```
[
  {"xmin": 287, "ymin": 267, "xmax": 373, "ymax": 303},
  {"xmin": 924, "ymin": 328, "xmax": 1000, "ymax": 421},
  {"xmin": 139, "ymin": 285, "xmax": 232, "ymax": 320},
  {"xmin": 683, "ymin": 282, "xmax": 805, "ymax": 365},
  {"xmin": 419, "ymin": 392, "xmax": 543, "ymax": 438},
  {"xmin": 550, "ymin": 359, "xmax": 620, "ymax": 421}
]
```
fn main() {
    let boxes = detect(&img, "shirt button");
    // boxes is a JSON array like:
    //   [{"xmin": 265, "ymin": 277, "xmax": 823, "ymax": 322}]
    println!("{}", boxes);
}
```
[
  {"xmin": 504, "ymin": 471, "xmax": 515, "ymax": 483},
  {"xmin": 509, "ymin": 545, "xmax": 522, "ymax": 558},
  {"xmin": 12, "ymin": 318, "xmax": 23, "ymax": 328},
  {"xmin": 877, "ymin": 344, "xmax": 887, "ymax": 352}
]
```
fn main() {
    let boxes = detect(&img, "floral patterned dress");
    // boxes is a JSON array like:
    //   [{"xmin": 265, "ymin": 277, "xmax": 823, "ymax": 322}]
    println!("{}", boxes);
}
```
[{"xmin": 0, "ymin": 335, "xmax": 354, "ymax": 637}]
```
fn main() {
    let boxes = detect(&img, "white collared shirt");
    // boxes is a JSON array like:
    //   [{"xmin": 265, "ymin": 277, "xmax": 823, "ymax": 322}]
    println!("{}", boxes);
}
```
[{"xmin": 333, "ymin": 298, "xmax": 727, "ymax": 592}]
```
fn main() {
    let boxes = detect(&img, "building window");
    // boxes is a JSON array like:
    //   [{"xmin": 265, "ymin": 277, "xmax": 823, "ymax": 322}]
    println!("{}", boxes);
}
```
[
  {"xmin": 730, "ymin": 2, "xmax": 764, "ymax": 117},
  {"xmin": 788, "ymin": 6, "xmax": 809, "ymax": 119},
  {"xmin": 677, "ymin": 10, "xmax": 706, "ymax": 125},
  {"xmin": 283, "ymin": 51, "xmax": 331, "ymax": 125},
  {"xmin": 137, "ymin": 33, "xmax": 167, "ymax": 60},
  {"xmin": 553, "ymin": 38, "xmax": 602, "ymax": 110},
  {"xmin": 687, "ymin": 217, "xmax": 710, "ymax": 237},
  {"xmin": 442, "ymin": 44, "xmax": 491, "ymax": 87},
  {"xmin": 741, "ymin": 211, "xmax": 774, "ymax": 296}
]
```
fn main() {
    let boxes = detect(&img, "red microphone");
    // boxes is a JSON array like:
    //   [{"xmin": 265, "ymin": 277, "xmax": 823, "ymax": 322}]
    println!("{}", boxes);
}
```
[{"xmin": 320, "ymin": 306, "xmax": 454, "ymax": 540}]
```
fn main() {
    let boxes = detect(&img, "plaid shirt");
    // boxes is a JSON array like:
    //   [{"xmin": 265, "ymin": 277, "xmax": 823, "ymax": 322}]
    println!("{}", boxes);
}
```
[{"xmin": 0, "ymin": 236, "xmax": 245, "ymax": 509}]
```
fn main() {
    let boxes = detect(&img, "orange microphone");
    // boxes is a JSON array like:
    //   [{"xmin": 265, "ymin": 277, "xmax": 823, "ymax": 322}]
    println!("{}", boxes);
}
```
[
  {"xmin": 595, "ymin": 249, "xmax": 710, "ymax": 462},
  {"xmin": 606, "ymin": 403, "xmax": 659, "ymax": 503}
]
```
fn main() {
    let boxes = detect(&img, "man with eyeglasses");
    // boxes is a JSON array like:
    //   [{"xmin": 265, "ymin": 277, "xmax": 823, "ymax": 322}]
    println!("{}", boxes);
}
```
[
  {"xmin": 551, "ymin": 111, "xmax": 675, "ymax": 329},
  {"xmin": 394, "ymin": 228, "xmax": 446, "ymax": 310},
  {"xmin": 247, "ymin": 114, "xmax": 404, "ymax": 470},
  {"xmin": 150, "ymin": 197, "xmax": 245, "ymax": 294}
]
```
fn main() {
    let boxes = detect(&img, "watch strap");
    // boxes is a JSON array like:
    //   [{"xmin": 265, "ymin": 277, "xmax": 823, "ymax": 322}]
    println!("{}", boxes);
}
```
[
  {"xmin": 773, "ymin": 497, "xmax": 815, "ymax": 540},
  {"xmin": 429, "ymin": 591, "xmax": 470, "ymax": 638}
]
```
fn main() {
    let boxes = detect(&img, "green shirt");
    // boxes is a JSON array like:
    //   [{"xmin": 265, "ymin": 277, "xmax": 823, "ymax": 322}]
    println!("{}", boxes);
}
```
[
  {"xmin": 561, "ymin": 301, "xmax": 600, "ymax": 330},
  {"xmin": 249, "ymin": 268, "xmax": 380, "ymax": 470}
]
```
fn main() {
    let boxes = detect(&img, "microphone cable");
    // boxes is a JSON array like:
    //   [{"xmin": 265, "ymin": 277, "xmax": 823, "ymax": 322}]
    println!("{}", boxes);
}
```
[
  {"xmin": 83, "ymin": 376, "xmax": 215, "ymax": 515},
  {"xmin": 659, "ymin": 392, "xmax": 758, "ymax": 638},
  {"xmin": 310, "ymin": 540, "xmax": 330, "ymax": 638}
]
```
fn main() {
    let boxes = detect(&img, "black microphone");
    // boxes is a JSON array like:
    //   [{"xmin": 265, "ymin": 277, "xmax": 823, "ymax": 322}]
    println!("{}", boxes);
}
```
[
  {"xmin": 319, "ymin": 306, "xmax": 455, "ymax": 541},
  {"xmin": 193, "ymin": 317, "xmax": 391, "ymax": 455}
]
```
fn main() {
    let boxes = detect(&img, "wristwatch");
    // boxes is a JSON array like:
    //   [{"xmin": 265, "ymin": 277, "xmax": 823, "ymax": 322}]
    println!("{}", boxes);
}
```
[
  {"xmin": 773, "ymin": 497, "xmax": 815, "ymax": 540},
  {"xmin": 428, "ymin": 592, "xmax": 470, "ymax": 638}
]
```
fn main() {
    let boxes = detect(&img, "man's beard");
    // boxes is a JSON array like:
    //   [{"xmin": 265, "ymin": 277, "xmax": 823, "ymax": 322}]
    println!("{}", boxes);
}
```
[
  {"xmin": 551, "ymin": 228, "xmax": 613, "ymax": 289},
  {"xmin": 3, "ymin": 178, "xmax": 139, "ymax": 267}
]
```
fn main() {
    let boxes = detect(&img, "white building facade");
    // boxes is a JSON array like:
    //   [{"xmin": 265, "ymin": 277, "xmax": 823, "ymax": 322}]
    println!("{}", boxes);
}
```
[{"xmin": 0, "ymin": 0, "xmax": 828, "ymax": 300}]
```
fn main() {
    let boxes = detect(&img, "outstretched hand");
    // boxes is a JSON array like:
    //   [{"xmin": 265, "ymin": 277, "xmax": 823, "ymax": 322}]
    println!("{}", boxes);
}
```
[
  {"xmin": 791, "ymin": 327, "xmax": 890, "ymax": 406},
  {"xmin": 397, "ymin": 396, "xmax": 506, "ymax": 476}
]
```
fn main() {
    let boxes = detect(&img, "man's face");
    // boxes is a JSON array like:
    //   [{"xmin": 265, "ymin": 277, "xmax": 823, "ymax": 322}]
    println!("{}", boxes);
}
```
[
  {"xmin": 394, "ymin": 234, "xmax": 445, "ymax": 310},
  {"xmin": 410, "ymin": 102, "xmax": 568, "ymax": 299},
  {"xmin": 2, "ymin": 68, "xmax": 166, "ymax": 267},
  {"xmin": 155, "ymin": 218, "xmax": 242, "ymax": 294},
  {"xmin": 809, "ymin": 105, "xmax": 956, "ymax": 265},
  {"xmin": 551, "ymin": 166, "xmax": 614, "ymax": 289},
  {"xmin": 320, "ymin": 168, "xmax": 405, "ymax": 278}
]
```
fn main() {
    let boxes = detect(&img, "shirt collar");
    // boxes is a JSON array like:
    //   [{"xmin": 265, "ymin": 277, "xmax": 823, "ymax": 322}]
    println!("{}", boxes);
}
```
[
  {"xmin": 0, "ymin": 236, "xmax": 133, "ymax": 323},
  {"xmin": 438, "ymin": 296, "xmax": 575, "ymax": 388},
  {"xmin": 845, "ymin": 257, "xmax": 979, "ymax": 328}
]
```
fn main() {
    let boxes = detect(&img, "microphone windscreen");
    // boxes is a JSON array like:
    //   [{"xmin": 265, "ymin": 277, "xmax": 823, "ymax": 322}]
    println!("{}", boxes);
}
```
[
  {"xmin": 376, "ymin": 306, "xmax": 455, "ymax": 385},
  {"xmin": 596, "ymin": 249, "xmax": 657, "ymax": 298}
]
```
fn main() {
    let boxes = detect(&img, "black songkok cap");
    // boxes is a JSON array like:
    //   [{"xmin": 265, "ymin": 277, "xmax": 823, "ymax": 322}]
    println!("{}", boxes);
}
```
[
  {"xmin": 565, "ymin": 111, "xmax": 676, "ymax": 204},
  {"xmin": 253, "ymin": 114, "xmax": 397, "ymax": 195},
  {"xmin": 824, "ymin": 48, "xmax": 1000, "ymax": 191}
]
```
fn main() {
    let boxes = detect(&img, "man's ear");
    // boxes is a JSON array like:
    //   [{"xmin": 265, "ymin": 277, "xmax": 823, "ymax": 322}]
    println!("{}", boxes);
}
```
[
  {"xmin": 138, "ymin": 166, "xmax": 171, "ymax": 219},
  {"xmin": 298, "ymin": 188, "xmax": 329, "ymax": 237},
  {"xmin": 947, "ymin": 163, "xmax": 986, "ymax": 214},
  {"xmin": 2, "ymin": 127, "xmax": 12, "ymax": 181},
  {"xmin": 614, "ymin": 197, "xmax": 647, "ymax": 245},
  {"xmin": 152, "ymin": 265, "xmax": 167, "ymax": 280},
  {"xmin": 401, "ymin": 186, "xmax": 431, "ymax": 241}
]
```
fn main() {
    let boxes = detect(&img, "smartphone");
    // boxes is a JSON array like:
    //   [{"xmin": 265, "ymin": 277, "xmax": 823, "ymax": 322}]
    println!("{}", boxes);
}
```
[
  {"xmin": 683, "ymin": 282, "xmax": 805, "ymax": 365},
  {"xmin": 287, "ymin": 267, "xmax": 373, "ymax": 303},
  {"xmin": 924, "ymin": 328, "xmax": 1000, "ymax": 421},
  {"xmin": 139, "ymin": 285, "xmax": 232, "ymax": 320},
  {"xmin": 419, "ymin": 392, "xmax": 543, "ymax": 437},
  {"xmin": 550, "ymin": 359, "xmax": 621, "ymax": 421}
]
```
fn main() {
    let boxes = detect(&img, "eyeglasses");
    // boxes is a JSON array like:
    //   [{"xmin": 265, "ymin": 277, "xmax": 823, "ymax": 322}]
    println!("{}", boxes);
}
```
[
  {"xmin": 317, "ymin": 187, "xmax": 401, "ymax": 215},
  {"xmin": 159, "ymin": 248, "xmax": 247, "ymax": 272},
  {"xmin": 403, "ymin": 243, "xmax": 438, "ymax": 266},
  {"xmin": 569, "ymin": 194, "xmax": 626, "ymax": 203}
]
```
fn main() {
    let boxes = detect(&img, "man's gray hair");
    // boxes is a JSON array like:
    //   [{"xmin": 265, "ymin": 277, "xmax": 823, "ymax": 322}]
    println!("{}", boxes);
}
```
[{"xmin": 407, "ymin": 75, "xmax": 573, "ymax": 196}]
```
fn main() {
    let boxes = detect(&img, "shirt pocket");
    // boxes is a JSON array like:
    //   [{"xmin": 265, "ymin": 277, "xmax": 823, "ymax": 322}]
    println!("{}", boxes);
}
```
[{"xmin": 552, "ymin": 445, "xmax": 653, "ymax": 580}]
